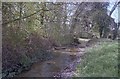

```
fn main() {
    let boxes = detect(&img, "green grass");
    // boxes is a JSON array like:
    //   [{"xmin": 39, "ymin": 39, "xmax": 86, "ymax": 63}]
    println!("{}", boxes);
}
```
[{"xmin": 74, "ymin": 41, "xmax": 118, "ymax": 77}]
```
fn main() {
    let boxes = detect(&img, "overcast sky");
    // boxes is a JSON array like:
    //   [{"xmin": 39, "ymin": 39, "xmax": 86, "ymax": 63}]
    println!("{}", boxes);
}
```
[{"xmin": 108, "ymin": 0, "xmax": 119, "ymax": 23}]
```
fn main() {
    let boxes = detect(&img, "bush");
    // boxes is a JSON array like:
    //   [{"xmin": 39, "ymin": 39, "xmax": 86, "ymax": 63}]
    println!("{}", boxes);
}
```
[{"xmin": 2, "ymin": 29, "xmax": 56, "ymax": 77}]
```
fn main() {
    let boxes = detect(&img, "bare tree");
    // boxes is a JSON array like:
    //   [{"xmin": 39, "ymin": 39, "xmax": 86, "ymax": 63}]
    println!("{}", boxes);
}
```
[{"xmin": 109, "ymin": 1, "xmax": 120, "ymax": 16}]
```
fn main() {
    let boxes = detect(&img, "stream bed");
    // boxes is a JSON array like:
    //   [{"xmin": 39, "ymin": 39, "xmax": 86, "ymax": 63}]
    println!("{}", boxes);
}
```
[{"xmin": 17, "ymin": 47, "xmax": 86, "ymax": 77}]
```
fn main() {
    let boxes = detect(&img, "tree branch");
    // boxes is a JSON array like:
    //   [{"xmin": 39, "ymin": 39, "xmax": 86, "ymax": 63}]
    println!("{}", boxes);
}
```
[
  {"xmin": 2, "ymin": 9, "xmax": 53, "ymax": 25},
  {"xmin": 109, "ymin": 1, "xmax": 120, "ymax": 16}
]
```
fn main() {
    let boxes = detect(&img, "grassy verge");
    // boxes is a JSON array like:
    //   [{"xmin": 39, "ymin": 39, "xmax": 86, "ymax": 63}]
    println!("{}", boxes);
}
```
[{"xmin": 74, "ymin": 41, "xmax": 118, "ymax": 77}]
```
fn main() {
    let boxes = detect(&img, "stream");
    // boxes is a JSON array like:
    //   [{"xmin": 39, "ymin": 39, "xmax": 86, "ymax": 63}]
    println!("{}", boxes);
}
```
[{"xmin": 17, "ymin": 47, "xmax": 86, "ymax": 77}]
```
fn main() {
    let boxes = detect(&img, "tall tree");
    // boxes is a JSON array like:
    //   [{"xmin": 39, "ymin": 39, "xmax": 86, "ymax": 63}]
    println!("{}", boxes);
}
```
[{"xmin": 109, "ymin": 1, "xmax": 120, "ymax": 40}]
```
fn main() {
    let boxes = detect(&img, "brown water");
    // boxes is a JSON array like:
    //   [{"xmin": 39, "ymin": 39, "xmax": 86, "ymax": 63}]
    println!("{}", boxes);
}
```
[{"xmin": 18, "ymin": 47, "xmax": 85, "ymax": 77}]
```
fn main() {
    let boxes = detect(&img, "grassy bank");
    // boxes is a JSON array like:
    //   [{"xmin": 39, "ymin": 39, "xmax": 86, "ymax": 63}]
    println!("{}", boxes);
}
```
[{"xmin": 74, "ymin": 41, "xmax": 118, "ymax": 77}]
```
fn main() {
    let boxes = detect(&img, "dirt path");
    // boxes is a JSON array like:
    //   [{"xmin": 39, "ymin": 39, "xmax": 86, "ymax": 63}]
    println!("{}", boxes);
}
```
[{"xmin": 18, "ymin": 47, "xmax": 86, "ymax": 77}]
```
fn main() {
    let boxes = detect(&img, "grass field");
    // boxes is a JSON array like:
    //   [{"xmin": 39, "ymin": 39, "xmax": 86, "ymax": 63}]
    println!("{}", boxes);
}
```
[{"xmin": 74, "ymin": 40, "xmax": 118, "ymax": 77}]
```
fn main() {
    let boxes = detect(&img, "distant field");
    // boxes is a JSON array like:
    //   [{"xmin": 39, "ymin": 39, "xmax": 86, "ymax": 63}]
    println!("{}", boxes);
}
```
[{"xmin": 74, "ymin": 40, "xmax": 118, "ymax": 77}]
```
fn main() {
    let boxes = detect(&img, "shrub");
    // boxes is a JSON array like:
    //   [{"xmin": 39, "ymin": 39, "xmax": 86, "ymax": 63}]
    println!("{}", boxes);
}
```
[{"xmin": 2, "ymin": 29, "xmax": 56, "ymax": 77}]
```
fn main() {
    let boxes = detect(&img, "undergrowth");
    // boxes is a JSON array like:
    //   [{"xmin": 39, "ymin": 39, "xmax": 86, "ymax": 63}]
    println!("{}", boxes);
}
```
[{"xmin": 74, "ymin": 41, "xmax": 118, "ymax": 77}]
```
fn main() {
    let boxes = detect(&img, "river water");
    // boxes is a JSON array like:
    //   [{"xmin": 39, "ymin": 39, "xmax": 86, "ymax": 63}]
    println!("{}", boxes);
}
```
[{"xmin": 18, "ymin": 47, "xmax": 85, "ymax": 77}]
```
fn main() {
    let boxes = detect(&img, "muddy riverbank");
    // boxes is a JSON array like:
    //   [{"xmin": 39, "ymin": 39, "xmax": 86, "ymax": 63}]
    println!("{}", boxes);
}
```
[{"xmin": 17, "ymin": 47, "xmax": 86, "ymax": 77}]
